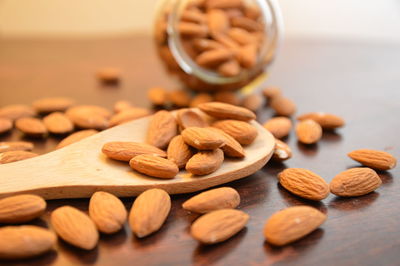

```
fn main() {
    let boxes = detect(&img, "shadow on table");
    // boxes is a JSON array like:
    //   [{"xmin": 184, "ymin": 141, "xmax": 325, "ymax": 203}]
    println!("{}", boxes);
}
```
[
  {"xmin": 328, "ymin": 192, "xmax": 380, "ymax": 211},
  {"xmin": 57, "ymin": 239, "xmax": 99, "ymax": 264}
]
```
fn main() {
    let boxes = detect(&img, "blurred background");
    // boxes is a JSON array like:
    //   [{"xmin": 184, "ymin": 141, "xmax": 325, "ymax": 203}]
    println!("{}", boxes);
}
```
[{"xmin": 1, "ymin": 0, "xmax": 399, "ymax": 42}]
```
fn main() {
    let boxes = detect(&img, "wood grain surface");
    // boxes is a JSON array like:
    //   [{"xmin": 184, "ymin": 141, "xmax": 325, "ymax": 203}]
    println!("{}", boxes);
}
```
[{"xmin": 0, "ymin": 35, "xmax": 399, "ymax": 266}]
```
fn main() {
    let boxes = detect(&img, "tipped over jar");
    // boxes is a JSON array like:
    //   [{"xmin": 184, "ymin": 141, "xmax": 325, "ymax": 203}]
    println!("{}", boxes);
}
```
[{"xmin": 154, "ymin": 0, "xmax": 282, "ymax": 92}]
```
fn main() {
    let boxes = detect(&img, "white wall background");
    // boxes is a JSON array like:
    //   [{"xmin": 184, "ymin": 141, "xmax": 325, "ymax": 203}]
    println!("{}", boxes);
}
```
[{"xmin": 0, "ymin": 0, "xmax": 399, "ymax": 42}]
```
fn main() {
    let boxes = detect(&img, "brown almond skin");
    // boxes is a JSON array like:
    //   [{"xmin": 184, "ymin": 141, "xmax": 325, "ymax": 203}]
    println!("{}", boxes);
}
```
[
  {"xmin": 263, "ymin": 117, "xmax": 292, "ymax": 139},
  {"xmin": 296, "ymin": 119, "xmax": 322, "ymax": 144},
  {"xmin": 0, "ymin": 194, "xmax": 46, "ymax": 223},
  {"xmin": 0, "ymin": 104, "xmax": 36, "ymax": 121},
  {"xmin": 177, "ymin": 109, "xmax": 208, "ymax": 129},
  {"xmin": 191, "ymin": 209, "xmax": 249, "ymax": 244},
  {"xmin": 182, "ymin": 127, "xmax": 224, "ymax": 150},
  {"xmin": 89, "ymin": 191, "xmax": 127, "ymax": 234},
  {"xmin": 0, "ymin": 118, "xmax": 12, "ymax": 134},
  {"xmin": 241, "ymin": 93, "xmax": 264, "ymax": 112},
  {"xmin": 15, "ymin": 117, "xmax": 47, "ymax": 136},
  {"xmin": 348, "ymin": 149, "xmax": 397, "ymax": 171},
  {"xmin": 207, "ymin": 127, "xmax": 245, "ymax": 158},
  {"xmin": 183, "ymin": 187, "xmax": 240, "ymax": 213},
  {"xmin": 96, "ymin": 67, "xmax": 120, "ymax": 83},
  {"xmin": 0, "ymin": 226, "xmax": 56, "ymax": 259},
  {"xmin": 147, "ymin": 110, "xmax": 178, "ymax": 149},
  {"xmin": 32, "ymin": 97, "xmax": 75, "ymax": 113},
  {"xmin": 51, "ymin": 206, "xmax": 99, "ymax": 250},
  {"xmin": 167, "ymin": 135, "xmax": 193, "ymax": 169},
  {"xmin": 103, "ymin": 141, "xmax": 166, "ymax": 162},
  {"xmin": 297, "ymin": 112, "xmax": 345, "ymax": 129},
  {"xmin": 264, "ymin": 206, "xmax": 327, "ymax": 246},
  {"xmin": 129, "ymin": 189, "xmax": 171, "ymax": 238},
  {"xmin": 148, "ymin": 87, "xmax": 168, "ymax": 106},
  {"xmin": 57, "ymin": 129, "xmax": 98, "ymax": 149},
  {"xmin": 199, "ymin": 102, "xmax": 256, "ymax": 121},
  {"xmin": 109, "ymin": 108, "xmax": 150, "ymax": 127},
  {"xmin": 0, "ymin": 141, "xmax": 34, "ymax": 153},
  {"xmin": 43, "ymin": 112, "xmax": 74, "ymax": 134},
  {"xmin": 186, "ymin": 149, "xmax": 224, "ymax": 176},
  {"xmin": 330, "ymin": 168, "xmax": 382, "ymax": 197},
  {"xmin": 0, "ymin": 151, "xmax": 38, "ymax": 164},
  {"xmin": 130, "ymin": 154, "xmax": 179, "ymax": 179},
  {"xmin": 270, "ymin": 97, "xmax": 296, "ymax": 116},
  {"xmin": 278, "ymin": 168, "xmax": 330, "ymax": 201},
  {"xmin": 66, "ymin": 105, "xmax": 111, "ymax": 130},
  {"xmin": 212, "ymin": 120, "xmax": 258, "ymax": 145},
  {"xmin": 272, "ymin": 139, "xmax": 292, "ymax": 162}
]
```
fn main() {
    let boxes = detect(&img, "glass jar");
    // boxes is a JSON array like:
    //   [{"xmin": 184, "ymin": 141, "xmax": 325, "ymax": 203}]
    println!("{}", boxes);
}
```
[{"xmin": 154, "ymin": 0, "xmax": 283, "ymax": 92}]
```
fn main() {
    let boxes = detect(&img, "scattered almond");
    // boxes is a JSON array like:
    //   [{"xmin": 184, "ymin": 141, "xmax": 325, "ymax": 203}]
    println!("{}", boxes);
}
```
[
  {"xmin": 182, "ymin": 127, "xmax": 224, "ymax": 150},
  {"xmin": 0, "ymin": 118, "xmax": 12, "ymax": 134},
  {"xmin": 278, "ymin": 168, "xmax": 329, "ymax": 201},
  {"xmin": 66, "ymin": 105, "xmax": 111, "ymax": 130},
  {"xmin": 97, "ymin": 67, "xmax": 120, "ymax": 83},
  {"xmin": 241, "ymin": 93, "xmax": 263, "ymax": 112},
  {"xmin": 214, "ymin": 91, "xmax": 241, "ymax": 105},
  {"xmin": 183, "ymin": 187, "xmax": 240, "ymax": 213},
  {"xmin": 297, "ymin": 112, "xmax": 345, "ymax": 130},
  {"xmin": 264, "ymin": 206, "xmax": 326, "ymax": 246},
  {"xmin": 43, "ymin": 112, "xmax": 74, "ymax": 134},
  {"xmin": 0, "ymin": 226, "xmax": 56, "ymax": 259},
  {"xmin": 130, "ymin": 154, "xmax": 179, "ymax": 179},
  {"xmin": 270, "ymin": 97, "xmax": 296, "ymax": 116},
  {"xmin": 147, "ymin": 110, "xmax": 178, "ymax": 149},
  {"xmin": 190, "ymin": 93, "xmax": 214, "ymax": 107},
  {"xmin": 263, "ymin": 117, "xmax": 292, "ymax": 139},
  {"xmin": 32, "ymin": 97, "xmax": 75, "ymax": 113},
  {"xmin": 51, "ymin": 206, "xmax": 99, "ymax": 250},
  {"xmin": 56, "ymin": 129, "xmax": 98, "ymax": 149},
  {"xmin": 207, "ymin": 127, "xmax": 245, "ymax": 158},
  {"xmin": 0, "ymin": 194, "xmax": 46, "ymax": 223},
  {"xmin": 148, "ymin": 87, "xmax": 168, "ymax": 106},
  {"xmin": 330, "ymin": 168, "xmax": 382, "ymax": 197},
  {"xmin": 186, "ymin": 149, "xmax": 224, "ymax": 175},
  {"xmin": 15, "ymin": 117, "xmax": 47, "ymax": 136},
  {"xmin": 109, "ymin": 107, "xmax": 150, "ymax": 127},
  {"xmin": 0, "ymin": 141, "xmax": 34, "ymax": 153},
  {"xmin": 89, "ymin": 191, "xmax": 127, "ymax": 234},
  {"xmin": 168, "ymin": 89, "xmax": 192, "ymax": 108},
  {"xmin": 272, "ymin": 139, "xmax": 292, "ymax": 162},
  {"xmin": 0, "ymin": 150, "xmax": 38, "ymax": 164},
  {"xmin": 102, "ymin": 141, "xmax": 166, "ymax": 162},
  {"xmin": 262, "ymin": 87, "xmax": 282, "ymax": 100},
  {"xmin": 129, "ymin": 188, "xmax": 171, "ymax": 238},
  {"xmin": 199, "ymin": 102, "xmax": 256, "ymax": 121},
  {"xmin": 167, "ymin": 135, "xmax": 193, "ymax": 168},
  {"xmin": 212, "ymin": 119, "xmax": 258, "ymax": 145},
  {"xmin": 177, "ymin": 109, "xmax": 208, "ymax": 129},
  {"xmin": 0, "ymin": 104, "xmax": 35, "ymax": 121},
  {"xmin": 113, "ymin": 100, "xmax": 133, "ymax": 113},
  {"xmin": 296, "ymin": 119, "xmax": 322, "ymax": 144},
  {"xmin": 348, "ymin": 149, "xmax": 397, "ymax": 171},
  {"xmin": 191, "ymin": 209, "xmax": 249, "ymax": 244}
]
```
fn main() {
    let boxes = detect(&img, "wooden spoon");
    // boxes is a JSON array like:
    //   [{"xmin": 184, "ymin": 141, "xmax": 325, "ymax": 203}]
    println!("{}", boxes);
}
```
[{"xmin": 0, "ymin": 114, "xmax": 275, "ymax": 199}]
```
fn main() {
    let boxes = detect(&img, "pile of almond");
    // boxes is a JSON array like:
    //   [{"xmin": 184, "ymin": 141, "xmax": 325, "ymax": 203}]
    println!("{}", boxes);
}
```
[{"xmin": 102, "ymin": 102, "xmax": 258, "ymax": 178}]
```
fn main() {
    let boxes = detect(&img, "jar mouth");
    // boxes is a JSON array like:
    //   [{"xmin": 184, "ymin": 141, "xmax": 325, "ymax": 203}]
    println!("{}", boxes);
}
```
[{"xmin": 167, "ymin": 0, "xmax": 283, "ymax": 86}]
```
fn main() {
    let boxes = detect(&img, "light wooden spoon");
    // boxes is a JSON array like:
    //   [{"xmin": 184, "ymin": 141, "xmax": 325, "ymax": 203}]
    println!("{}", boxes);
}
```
[{"xmin": 0, "ymin": 114, "xmax": 275, "ymax": 199}]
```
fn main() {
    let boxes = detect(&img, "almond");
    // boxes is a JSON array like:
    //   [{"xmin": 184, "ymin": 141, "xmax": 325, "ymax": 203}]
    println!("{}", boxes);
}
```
[
  {"xmin": 0, "ymin": 151, "xmax": 38, "ymax": 164},
  {"xmin": 0, "ymin": 118, "xmax": 12, "ymax": 134},
  {"xmin": 228, "ymin": 28, "xmax": 256, "ymax": 46},
  {"xmin": 167, "ymin": 135, "xmax": 193, "ymax": 168},
  {"xmin": 0, "ymin": 141, "xmax": 34, "ymax": 153},
  {"xmin": 190, "ymin": 93, "xmax": 214, "ymax": 107},
  {"xmin": 103, "ymin": 141, "xmax": 166, "ymax": 162},
  {"xmin": 66, "ymin": 105, "xmax": 111, "ymax": 130},
  {"xmin": 193, "ymin": 39, "xmax": 224, "ymax": 52},
  {"xmin": 207, "ymin": 9, "xmax": 229, "ymax": 36},
  {"xmin": 297, "ymin": 112, "xmax": 345, "ymax": 129},
  {"xmin": 272, "ymin": 139, "xmax": 292, "ymax": 162},
  {"xmin": 179, "ymin": 22, "xmax": 208, "ymax": 38},
  {"xmin": 198, "ymin": 102, "xmax": 256, "ymax": 121},
  {"xmin": 129, "ymin": 188, "xmax": 171, "ymax": 238},
  {"xmin": 263, "ymin": 117, "xmax": 292, "ymax": 139},
  {"xmin": 51, "ymin": 206, "xmax": 99, "ymax": 250},
  {"xmin": 191, "ymin": 209, "xmax": 249, "ymax": 244},
  {"xmin": 0, "ymin": 194, "xmax": 46, "ymax": 223},
  {"xmin": 97, "ymin": 67, "xmax": 120, "ymax": 83},
  {"xmin": 43, "ymin": 112, "xmax": 74, "ymax": 134},
  {"xmin": 237, "ymin": 43, "xmax": 258, "ymax": 68},
  {"xmin": 241, "ymin": 93, "xmax": 263, "ymax": 112},
  {"xmin": 186, "ymin": 149, "xmax": 224, "ymax": 175},
  {"xmin": 196, "ymin": 49, "xmax": 233, "ymax": 67},
  {"xmin": 89, "ymin": 191, "xmax": 127, "ymax": 234},
  {"xmin": 330, "ymin": 168, "xmax": 382, "ymax": 197},
  {"xmin": 32, "ymin": 97, "xmax": 75, "ymax": 113},
  {"xmin": 270, "ymin": 97, "xmax": 296, "ymax": 116},
  {"xmin": 109, "ymin": 107, "xmax": 150, "ymax": 127},
  {"xmin": 0, "ymin": 104, "xmax": 35, "ymax": 121},
  {"xmin": 168, "ymin": 89, "xmax": 192, "ymax": 108},
  {"xmin": 57, "ymin": 129, "xmax": 98, "ymax": 149},
  {"xmin": 217, "ymin": 59, "xmax": 241, "ymax": 77},
  {"xmin": 15, "ymin": 117, "xmax": 47, "ymax": 136},
  {"xmin": 231, "ymin": 16, "xmax": 263, "ymax": 32},
  {"xmin": 348, "ymin": 149, "xmax": 397, "ymax": 171},
  {"xmin": 262, "ymin": 87, "xmax": 281, "ymax": 100},
  {"xmin": 182, "ymin": 127, "xmax": 224, "ymax": 150},
  {"xmin": 214, "ymin": 91, "xmax": 241, "ymax": 105},
  {"xmin": 177, "ymin": 109, "xmax": 208, "ymax": 129},
  {"xmin": 263, "ymin": 206, "xmax": 326, "ymax": 246},
  {"xmin": 147, "ymin": 110, "xmax": 178, "ymax": 149},
  {"xmin": 212, "ymin": 119, "xmax": 258, "ymax": 145},
  {"xmin": 113, "ymin": 100, "xmax": 133, "ymax": 113},
  {"xmin": 181, "ymin": 9, "xmax": 207, "ymax": 24},
  {"xmin": 183, "ymin": 187, "xmax": 240, "ymax": 213},
  {"xmin": 207, "ymin": 127, "xmax": 245, "ymax": 158},
  {"xmin": 206, "ymin": 0, "xmax": 243, "ymax": 9},
  {"xmin": 129, "ymin": 154, "xmax": 179, "ymax": 179},
  {"xmin": 278, "ymin": 168, "xmax": 329, "ymax": 200},
  {"xmin": 296, "ymin": 119, "xmax": 322, "ymax": 144},
  {"xmin": 148, "ymin": 87, "xmax": 168, "ymax": 106},
  {"xmin": 0, "ymin": 226, "xmax": 56, "ymax": 259}
]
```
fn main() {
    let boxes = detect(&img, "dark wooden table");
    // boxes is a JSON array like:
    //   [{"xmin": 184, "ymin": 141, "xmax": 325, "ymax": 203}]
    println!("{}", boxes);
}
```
[{"xmin": 0, "ymin": 35, "xmax": 399, "ymax": 266}]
